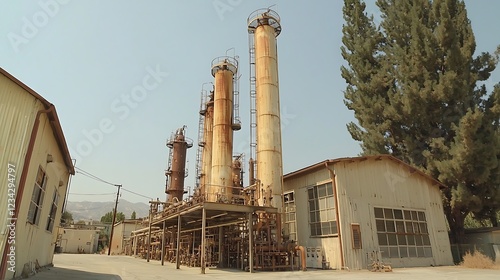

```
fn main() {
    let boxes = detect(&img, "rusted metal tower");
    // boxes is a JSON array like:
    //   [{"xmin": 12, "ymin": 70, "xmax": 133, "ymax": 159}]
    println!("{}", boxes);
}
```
[
  {"xmin": 248, "ymin": 9, "xmax": 283, "ymax": 210},
  {"xmin": 208, "ymin": 56, "xmax": 239, "ymax": 202},
  {"xmin": 165, "ymin": 126, "xmax": 193, "ymax": 203}
]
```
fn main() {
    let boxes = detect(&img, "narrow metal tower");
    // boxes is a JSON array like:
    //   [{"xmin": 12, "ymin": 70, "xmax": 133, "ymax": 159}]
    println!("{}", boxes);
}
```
[
  {"xmin": 165, "ymin": 126, "xmax": 193, "ymax": 203},
  {"xmin": 248, "ymin": 9, "xmax": 283, "ymax": 210}
]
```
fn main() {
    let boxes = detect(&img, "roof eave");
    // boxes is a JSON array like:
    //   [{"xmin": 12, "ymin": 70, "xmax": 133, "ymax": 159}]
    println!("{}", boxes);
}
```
[{"xmin": 0, "ymin": 68, "xmax": 75, "ymax": 175}]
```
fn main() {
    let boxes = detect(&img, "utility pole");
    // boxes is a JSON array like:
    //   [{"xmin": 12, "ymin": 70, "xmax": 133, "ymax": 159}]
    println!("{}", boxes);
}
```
[{"xmin": 108, "ymin": 184, "xmax": 122, "ymax": 256}]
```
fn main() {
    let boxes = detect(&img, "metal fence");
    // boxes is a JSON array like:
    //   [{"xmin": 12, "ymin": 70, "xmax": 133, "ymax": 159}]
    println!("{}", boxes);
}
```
[{"xmin": 450, "ymin": 243, "xmax": 498, "ymax": 264}]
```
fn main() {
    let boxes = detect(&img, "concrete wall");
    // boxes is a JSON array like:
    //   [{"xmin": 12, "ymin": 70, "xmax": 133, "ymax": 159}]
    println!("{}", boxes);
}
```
[
  {"xmin": 110, "ymin": 220, "xmax": 142, "ymax": 255},
  {"xmin": 464, "ymin": 229, "xmax": 500, "ymax": 245},
  {"xmin": 60, "ymin": 229, "xmax": 99, "ymax": 254}
]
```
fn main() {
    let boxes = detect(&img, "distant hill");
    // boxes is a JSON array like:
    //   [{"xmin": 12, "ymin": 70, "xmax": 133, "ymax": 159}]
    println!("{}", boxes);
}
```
[{"xmin": 66, "ymin": 199, "xmax": 149, "ymax": 221}]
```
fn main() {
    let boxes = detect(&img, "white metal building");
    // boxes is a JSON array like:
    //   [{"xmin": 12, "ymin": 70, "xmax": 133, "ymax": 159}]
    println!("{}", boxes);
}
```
[
  {"xmin": 58, "ymin": 228, "xmax": 100, "ymax": 254},
  {"xmin": 282, "ymin": 155, "xmax": 453, "ymax": 270},
  {"xmin": 0, "ymin": 68, "xmax": 74, "ymax": 279},
  {"xmin": 110, "ymin": 219, "xmax": 143, "ymax": 255}
]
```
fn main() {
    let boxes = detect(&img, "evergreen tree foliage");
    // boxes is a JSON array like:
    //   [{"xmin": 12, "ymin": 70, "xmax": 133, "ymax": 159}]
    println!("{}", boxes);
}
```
[
  {"xmin": 100, "ymin": 210, "xmax": 125, "ymax": 224},
  {"xmin": 131, "ymin": 211, "xmax": 137, "ymax": 219},
  {"xmin": 342, "ymin": 0, "xmax": 500, "ymax": 243},
  {"xmin": 61, "ymin": 211, "xmax": 73, "ymax": 224}
]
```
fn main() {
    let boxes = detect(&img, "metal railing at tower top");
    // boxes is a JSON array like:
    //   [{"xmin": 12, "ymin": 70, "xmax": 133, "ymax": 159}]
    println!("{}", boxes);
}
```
[
  {"xmin": 247, "ymin": 8, "xmax": 282, "ymax": 36},
  {"xmin": 210, "ymin": 55, "xmax": 241, "ymax": 131}
]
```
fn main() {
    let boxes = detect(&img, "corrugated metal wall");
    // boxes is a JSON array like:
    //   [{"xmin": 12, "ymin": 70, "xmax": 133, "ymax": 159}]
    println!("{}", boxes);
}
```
[
  {"xmin": 283, "ymin": 158, "xmax": 453, "ymax": 270},
  {"xmin": 15, "ymin": 112, "xmax": 71, "ymax": 270},
  {"xmin": 0, "ymin": 73, "xmax": 39, "ymax": 267},
  {"xmin": 1, "ymin": 72, "xmax": 72, "ymax": 279},
  {"xmin": 283, "ymin": 168, "xmax": 343, "ymax": 269},
  {"xmin": 333, "ymin": 159, "xmax": 453, "ymax": 269}
]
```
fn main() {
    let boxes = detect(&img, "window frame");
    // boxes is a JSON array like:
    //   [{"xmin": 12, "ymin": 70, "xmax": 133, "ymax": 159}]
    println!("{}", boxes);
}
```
[
  {"xmin": 374, "ymin": 207, "xmax": 432, "ymax": 259},
  {"xmin": 27, "ymin": 166, "xmax": 47, "ymax": 225},
  {"xmin": 46, "ymin": 190, "xmax": 59, "ymax": 232},
  {"xmin": 284, "ymin": 191, "xmax": 297, "ymax": 241},
  {"xmin": 307, "ymin": 181, "xmax": 337, "ymax": 237}
]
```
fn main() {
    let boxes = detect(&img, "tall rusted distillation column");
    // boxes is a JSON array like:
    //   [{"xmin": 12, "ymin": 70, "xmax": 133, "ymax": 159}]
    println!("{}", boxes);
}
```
[
  {"xmin": 199, "ymin": 90, "xmax": 214, "ymax": 199},
  {"xmin": 208, "ymin": 57, "xmax": 238, "ymax": 202},
  {"xmin": 165, "ymin": 126, "xmax": 193, "ymax": 203},
  {"xmin": 248, "ymin": 9, "xmax": 283, "ymax": 210}
]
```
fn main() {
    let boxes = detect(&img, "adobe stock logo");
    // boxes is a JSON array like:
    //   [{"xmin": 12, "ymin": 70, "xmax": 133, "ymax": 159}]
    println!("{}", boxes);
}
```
[
  {"xmin": 71, "ymin": 65, "xmax": 169, "ymax": 163},
  {"xmin": 7, "ymin": 0, "xmax": 70, "ymax": 53},
  {"xmin": 234, "ymin": 106, "xmax": 297, "ymax": 159},
  {"xmin": 213, "ymin": 0, "xmax": 243, "ymax": 21}
]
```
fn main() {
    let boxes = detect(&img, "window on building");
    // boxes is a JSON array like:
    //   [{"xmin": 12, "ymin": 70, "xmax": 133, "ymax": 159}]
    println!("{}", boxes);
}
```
[
  {"xmin": 46, "ymin": 190, "xmax": 59, "ymax": 232},
  {"xmin": 351, "ymin": 224, "xmax": 362, "ymax": 249},
  {"xmin": 27, "ymin": 167, "xmax": 47, "ymax": 225},
  {"xmin": 375, "ymin": 207, "xmax": 432, "ymax": 259},
  {"xmin": 308, "ymin": 182, "xmax": 337, "ymax": 237},
  {"xmin": 284, "ymin": 192, "xmax": 297, "ymax": 241}
]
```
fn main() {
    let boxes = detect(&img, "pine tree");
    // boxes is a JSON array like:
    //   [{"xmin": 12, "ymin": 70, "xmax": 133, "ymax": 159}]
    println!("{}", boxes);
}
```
[
  {"xmin": 341, "ymin": 0, "xmax": 391, "ymax": 155},
  {"xmin": 131, "ymin": 211, "xmax": 137, "ymax": 219},
  {"xmin": 342, "ymin": 0, "xmax": 500, "ymax": 243},
  {"xmin": 100, "ymin": 210, "xmax": 125, "ymax": 224}
]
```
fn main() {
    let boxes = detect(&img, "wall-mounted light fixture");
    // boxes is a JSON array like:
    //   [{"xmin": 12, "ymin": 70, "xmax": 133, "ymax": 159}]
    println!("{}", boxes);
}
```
[{"xmin": 47, "ymin": 154, "xmax": 53, "ymax": 163}]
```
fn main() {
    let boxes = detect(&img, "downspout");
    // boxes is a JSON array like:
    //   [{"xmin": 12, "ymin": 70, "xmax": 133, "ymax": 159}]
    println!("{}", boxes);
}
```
[
  {"xmin": 0, "ymin": 105, "xmax": 54, "ymax": 279},
  {"xmin": 324, "ymin": 162, "xmax": 345, "ymax": 269}
]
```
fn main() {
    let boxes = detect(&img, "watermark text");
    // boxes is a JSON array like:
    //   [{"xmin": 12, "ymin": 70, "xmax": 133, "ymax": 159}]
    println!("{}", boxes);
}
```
[{"xmin": 6, "ymin": 163, "xmax": 17, "ymax": 273}]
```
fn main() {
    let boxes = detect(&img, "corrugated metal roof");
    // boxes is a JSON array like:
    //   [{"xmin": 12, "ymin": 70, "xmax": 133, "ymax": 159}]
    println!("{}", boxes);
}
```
[
  {"xmin": 283, "ymin": 154, "xmax": 446, "ymax": 189},
  {"xmin": 0, "ymin": 67, "xmax": 74, "ymax": 174}
]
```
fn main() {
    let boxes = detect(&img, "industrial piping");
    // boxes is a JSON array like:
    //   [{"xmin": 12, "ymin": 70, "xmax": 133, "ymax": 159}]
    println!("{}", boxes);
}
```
[{"xmin": 295, "ymin": 245, "xmax": 307, "ymax": 271}]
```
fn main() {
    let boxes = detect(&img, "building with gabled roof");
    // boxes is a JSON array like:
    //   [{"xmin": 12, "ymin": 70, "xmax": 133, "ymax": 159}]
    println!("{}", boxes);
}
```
[
  {"xmin": 0, "ymin": 68, "xmax": 74, "ymax": 279},
  {"xmin": 282, "ymin": 155, "xmax": 453, "ymax": 269}
]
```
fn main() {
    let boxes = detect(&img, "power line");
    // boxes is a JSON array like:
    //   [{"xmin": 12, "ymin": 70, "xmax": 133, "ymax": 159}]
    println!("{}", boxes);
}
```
[
  {"xmin": 122, "ymin": 188, "xmax": 154, "ymax": 200},
  {"xmin": 74, "ymin": 167, "xmax": 117, "ymax": 186},
  {"xmin": 69, "ymin": 192, "xmax": 116, "ymax": 196},
  {"xmin": 73, "ymin": 167, "xmax": 154, "ymax": 201}
]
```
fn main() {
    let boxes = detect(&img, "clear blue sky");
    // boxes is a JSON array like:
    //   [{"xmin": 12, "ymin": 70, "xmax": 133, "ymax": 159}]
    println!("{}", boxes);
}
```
[{"xmin": 1, "ymin": 0, "xmax": 498, "ymax": 204}]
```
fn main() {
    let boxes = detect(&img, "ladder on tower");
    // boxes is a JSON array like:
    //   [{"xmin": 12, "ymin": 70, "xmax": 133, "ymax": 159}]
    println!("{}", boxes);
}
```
[
  {"xmin": 232, "ymin": 56, "xmax": 242, "ymax": 131},
  {"xmin": 165, "ymin": 133, "xmax": 174, "ymax": 192},
  {"xmin": 248, "ymin": 32, "xmax": 257, "ymax": 183},
  {"xmin": 195, "ymin": 89, "xmax": 208, "ymax": 189}
]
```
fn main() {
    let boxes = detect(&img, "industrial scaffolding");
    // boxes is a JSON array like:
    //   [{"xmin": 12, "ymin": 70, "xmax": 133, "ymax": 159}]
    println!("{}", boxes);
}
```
[{"xmin": 130, "ymin": 191, "xmax": 305, "ymax": 274}]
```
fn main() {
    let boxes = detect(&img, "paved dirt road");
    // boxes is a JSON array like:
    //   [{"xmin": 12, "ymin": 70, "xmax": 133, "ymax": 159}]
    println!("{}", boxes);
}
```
[{"xmin": 26, "ymin": 254, "xmax": 498, "ymax": 280}]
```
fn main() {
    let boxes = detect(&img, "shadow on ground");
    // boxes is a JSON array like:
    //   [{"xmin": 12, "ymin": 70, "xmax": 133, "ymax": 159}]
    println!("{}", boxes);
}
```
[{"xmin": 29, "ymin": 267, "xmax": 122, "ymax": 280}]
